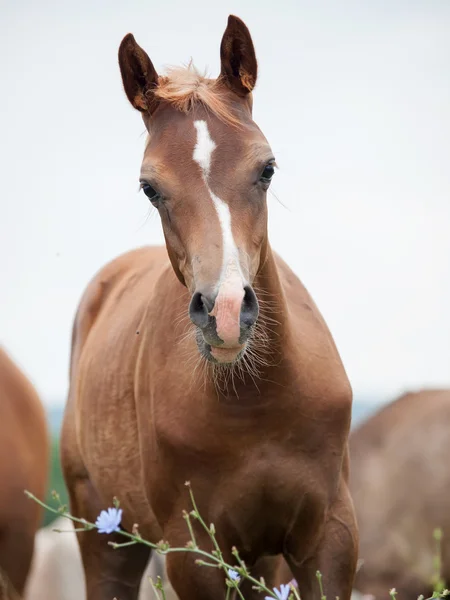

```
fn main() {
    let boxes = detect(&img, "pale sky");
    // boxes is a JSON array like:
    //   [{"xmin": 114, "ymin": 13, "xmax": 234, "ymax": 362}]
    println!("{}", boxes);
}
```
[{"xmin": 1, "ymin": 0, "xmax": 449, "ymax": 406}]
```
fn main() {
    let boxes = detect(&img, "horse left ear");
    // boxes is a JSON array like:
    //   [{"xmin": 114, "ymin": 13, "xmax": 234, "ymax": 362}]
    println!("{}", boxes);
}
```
[{"xmin": 219, "ymin": 15, "xmax": 258, "ymax": 96}]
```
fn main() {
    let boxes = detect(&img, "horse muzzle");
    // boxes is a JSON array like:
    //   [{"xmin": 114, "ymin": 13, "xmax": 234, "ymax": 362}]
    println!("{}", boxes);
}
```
[{"xmin": 189, "ymin": 285, "xmax": 259, "ymax": 363}]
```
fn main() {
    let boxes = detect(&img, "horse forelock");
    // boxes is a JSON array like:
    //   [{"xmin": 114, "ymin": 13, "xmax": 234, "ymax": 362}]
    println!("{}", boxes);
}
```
[{"xmin": 154, "ymin": 64, "xmax": 242, "ymax": 126}]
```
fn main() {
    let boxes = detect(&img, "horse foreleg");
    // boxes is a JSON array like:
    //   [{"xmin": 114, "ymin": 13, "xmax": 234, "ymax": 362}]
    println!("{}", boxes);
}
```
[
  {"xmin": 285, "ymin": 483, "xmax": 358, "ymax": 600},
  {"xmin": 68, "ymin": 477, "xmax": 151, "ymax": 600},
  {"xmin": 165, "ymin": 531, "xmax": 229, "ymax": 600}
]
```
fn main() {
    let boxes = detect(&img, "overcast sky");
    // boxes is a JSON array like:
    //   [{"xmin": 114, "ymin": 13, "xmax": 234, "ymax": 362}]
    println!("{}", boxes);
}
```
[{"xmin": 1, "ymin": 0, "xmax": 449, "ymax": 407}]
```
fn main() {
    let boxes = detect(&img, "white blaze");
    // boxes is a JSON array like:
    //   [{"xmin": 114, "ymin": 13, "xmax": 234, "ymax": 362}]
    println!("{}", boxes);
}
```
[
  {"xmin": 193, "ymin": 120, "xmax": 216, "ymax": 177},
  {"xmin": 192, "ymin": 120, "xmax": 244, "ymax": 285}
]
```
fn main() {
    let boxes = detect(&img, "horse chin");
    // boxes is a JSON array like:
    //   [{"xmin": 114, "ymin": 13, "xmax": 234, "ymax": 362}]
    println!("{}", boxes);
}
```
[
  {"xmin": 196, "ymin": 331, "xmax": 247, "ymax": 365},
  {"xmin": 210, "ymin": 345, "xmax": 246, "ymax": 364}
]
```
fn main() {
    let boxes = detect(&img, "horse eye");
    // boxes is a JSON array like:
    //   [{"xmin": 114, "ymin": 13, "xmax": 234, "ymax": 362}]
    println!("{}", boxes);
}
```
[
  {"xmin": 260, "ymin": 164, "xmax": 275, "ymax": 181},
  {"xmin": 141, "ymin": 183, "xmax": 160, "ymax": 203}
]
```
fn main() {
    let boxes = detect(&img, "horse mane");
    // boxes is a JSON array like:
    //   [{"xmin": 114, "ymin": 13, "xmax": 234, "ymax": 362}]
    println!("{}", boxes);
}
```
[{"xmin": 154, "ymin": 64, "xmax": 240, "ymax": 125}]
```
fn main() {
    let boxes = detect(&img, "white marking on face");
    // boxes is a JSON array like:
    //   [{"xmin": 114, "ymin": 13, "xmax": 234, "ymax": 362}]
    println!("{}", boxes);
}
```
[
  {"xmin": 192, "ymin": 120, "xmax": 244, "ymax": 285},
  {"xmin": 193, "ymin": 120, "xmax": 216, "ymax": 178}
]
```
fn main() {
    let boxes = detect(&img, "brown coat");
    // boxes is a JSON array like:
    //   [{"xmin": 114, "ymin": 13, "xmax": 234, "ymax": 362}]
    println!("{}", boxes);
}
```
[{"xmin": 0, "ymin": 347, "xmax": 49, "ymax": 598}]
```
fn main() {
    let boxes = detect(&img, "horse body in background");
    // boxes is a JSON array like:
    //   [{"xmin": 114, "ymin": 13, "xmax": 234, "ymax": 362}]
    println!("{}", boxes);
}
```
[
  {"xmin": 350, "ymin": 389, "xmax": 450, "ymax": 600},
  {"xmin": 0, "ymin": 347, "xmax": 49, "ymax": 598},
  {"xmin": 61, "ymin": 15, "xmax": 358, "ymax": 600}
]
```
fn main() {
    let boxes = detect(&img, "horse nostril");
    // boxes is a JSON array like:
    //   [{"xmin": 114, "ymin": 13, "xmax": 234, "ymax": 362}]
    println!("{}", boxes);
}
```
[
  {"xmin": 200, "ymin": 294, "xmax": 214, "ymax": 313},
  {"xmin": 189, "ymin": 291, "xmax": 210, "ymax": 329},
  {"xmin": 240, "ymin": 285, "xmax": 259, "ymax": 329}
]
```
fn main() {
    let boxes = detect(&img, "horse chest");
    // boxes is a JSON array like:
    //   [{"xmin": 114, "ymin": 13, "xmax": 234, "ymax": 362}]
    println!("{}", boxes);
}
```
[
  {"xmin": 146, "ymin": 425, "xmax": 332, "ymax": 555},
  {"xmin": 208, "ymin": 453, "xmax": 330, "ymax": 559}
]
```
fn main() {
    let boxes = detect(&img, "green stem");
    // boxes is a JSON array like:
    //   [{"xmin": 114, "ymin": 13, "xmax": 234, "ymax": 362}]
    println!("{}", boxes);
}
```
[
  {"xmin": 195, "ymin": 560, "xmax": 220, "ymax": 568},
  {"xmin": 109, "ymin": 540, "xmax": 139, "ymax": 549},
  {"xmin": 186, "ymin": 484, "xmax": 223, "ymax": 559},
  {"xmin": 183, "ymin": 510, "xmax": 198, "ymax": 549},
  {"xmin": 148, "ymin": 577, "xmax": 167, "ymax": 600},
  {"xmin": 235, "ymin": 586, "xmax": 246, "ymax": 600},
  {"xmin": 291, "ymin": 586, "xmax": 301, "ymax": 600},
  {"xmin": 316, "ymin": 570, "xmax": 326, "ymax": 600},
  {"xmin": 53, "ymin": 527, "xmax": 91, "ymax": 533},
  {"xmin": 25, "ymin": 491, "xmax": 94, "ymax": 529}
]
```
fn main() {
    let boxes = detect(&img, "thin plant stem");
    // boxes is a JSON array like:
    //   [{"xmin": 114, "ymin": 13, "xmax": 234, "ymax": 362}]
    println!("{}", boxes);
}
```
[
  {"xmin": 316, "ymin": 570, "xmax": 326, "ymax": 600},
  {"xmin": 109, "ymin": 540, "xmax": 139, "ymax": 549}
]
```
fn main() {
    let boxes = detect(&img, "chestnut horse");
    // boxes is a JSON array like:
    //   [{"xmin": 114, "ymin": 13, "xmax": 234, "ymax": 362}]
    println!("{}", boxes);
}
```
[
  {"xmin": 61, "ymin": 15, "xmax": 358, "ymax": 600},
  {"xmin": 350, "ymin": 389, "xmax": 450, "ymax": 600},
  {"xmin": 0, "ymin": 347, "xmax": 49, "ymax": 598}
]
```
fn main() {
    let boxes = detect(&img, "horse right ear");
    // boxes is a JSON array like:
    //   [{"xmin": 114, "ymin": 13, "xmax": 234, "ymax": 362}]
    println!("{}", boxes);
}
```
[
  {"xmin": 118, "ymin": 34, "xmax": 159, "ymax": 113},
  {"xmin": 219, "ymin": 15, "xmax": 257, "ymax": 96}
]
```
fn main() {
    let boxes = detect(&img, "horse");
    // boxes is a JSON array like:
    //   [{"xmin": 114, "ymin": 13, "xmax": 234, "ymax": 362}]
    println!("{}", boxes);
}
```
[
  {"xmin": 350, "ymin": 389, "xmax": 450, "ymax": 600},
  {"xmin": 60, "ymin": 15, "xmax": 358, "ymax": 600},
  {"xmin": 0, "ymin": 347, "xmax": 49, "ymax": 598}
]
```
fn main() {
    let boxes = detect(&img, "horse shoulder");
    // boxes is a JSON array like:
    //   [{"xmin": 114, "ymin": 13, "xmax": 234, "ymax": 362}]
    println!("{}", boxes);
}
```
[{"xmin": 62, "ymin": 247, "xmax": 162, "ymax": 473}]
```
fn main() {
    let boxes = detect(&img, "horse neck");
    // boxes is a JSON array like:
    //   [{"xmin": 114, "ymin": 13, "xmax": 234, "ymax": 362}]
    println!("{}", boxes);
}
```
[
  {"xmin": 254, "ymin": 243, "xmax": 286, "ymax": 306},
  {"xmin": 246, "ymin": 244, "xmax": 291, "ymax": 371}
]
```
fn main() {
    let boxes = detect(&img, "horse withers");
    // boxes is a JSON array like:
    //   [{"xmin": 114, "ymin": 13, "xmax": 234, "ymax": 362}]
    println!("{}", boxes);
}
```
[
  {"xmin": 61, "ymin": 15, "xmax": 358, "ymax": 600},
  {"xmin": 0, "ymin": 347, "xmax": 49, "ymax": 598}
]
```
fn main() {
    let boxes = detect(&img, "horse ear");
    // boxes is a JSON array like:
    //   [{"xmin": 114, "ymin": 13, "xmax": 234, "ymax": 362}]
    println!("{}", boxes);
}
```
[
  {"xmin": 118, "ymin": 34, "xmax": 159, "ymax": 113},
  {"xmin": 220, "ymin": 15, "xmax": 258, "ymax": 96}
]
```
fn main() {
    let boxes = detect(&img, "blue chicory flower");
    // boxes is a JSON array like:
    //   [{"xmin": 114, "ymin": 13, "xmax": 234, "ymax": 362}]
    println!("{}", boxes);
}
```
[
  {"xmin": 266, "ymin": 583, "xmax": 291, "ymax": 600},
  {"xmin": 95, "ymin": 507, "xmax": 123, "ymax": 534},
  {"xmin": 228, "ymin": 569, "xmax": 240, "ymax": 582}
]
